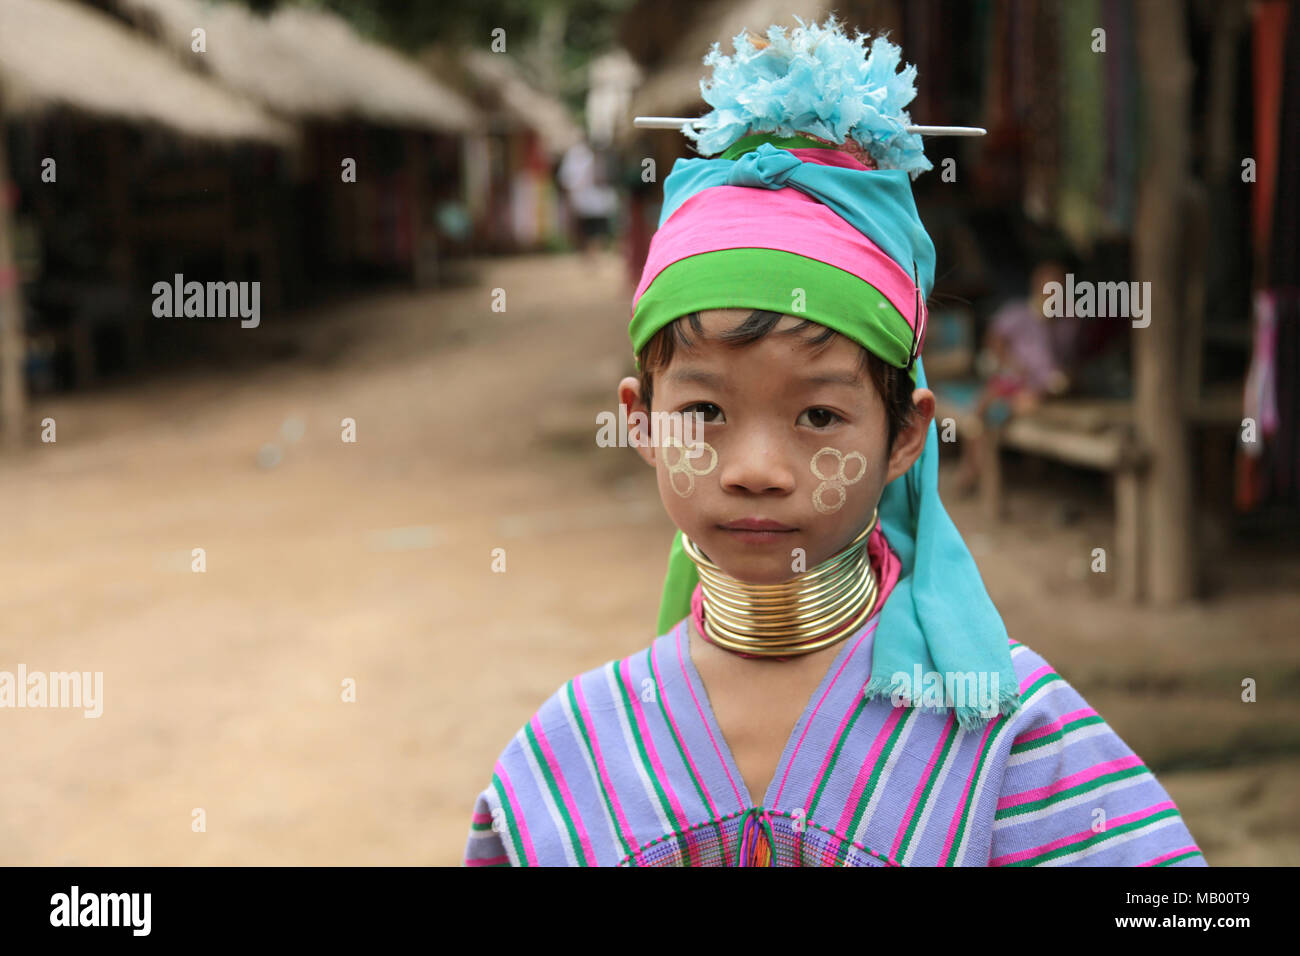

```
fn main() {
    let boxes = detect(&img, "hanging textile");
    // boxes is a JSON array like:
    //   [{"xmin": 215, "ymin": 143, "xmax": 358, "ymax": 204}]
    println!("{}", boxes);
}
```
[
  {"xmin": 1058, "ymin": 0, "xmax": 1104, "ymax": 251},
  {"xmin": 1023, "ymin": 0, "xmax": 1061, "ymax": 224}
]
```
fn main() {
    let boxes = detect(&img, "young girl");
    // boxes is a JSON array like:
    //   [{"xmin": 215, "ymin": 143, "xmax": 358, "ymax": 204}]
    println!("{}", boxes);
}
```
[{"xmin": 463, "ymin": 15, "xmax": 1206, "ymax": 867}]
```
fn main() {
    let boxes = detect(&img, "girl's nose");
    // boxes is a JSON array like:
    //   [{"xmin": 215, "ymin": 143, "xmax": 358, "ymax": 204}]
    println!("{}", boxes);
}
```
[{"xmin": 716, "ymin": 431, "xmax": 797, "ymax": 495}]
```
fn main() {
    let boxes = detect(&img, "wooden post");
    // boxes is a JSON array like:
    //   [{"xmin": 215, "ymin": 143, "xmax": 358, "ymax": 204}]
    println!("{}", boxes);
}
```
[
  {"xmin": 1134, "ymin": 0, "xmax": 1196, "ymax": 603},
  {"xmin": 0, "ymin": 83, "xmax": 27, "ymax": 451},
  {"xmin": 1114, "ymin": 468, "xmax": 1143, "ymax": 601}
]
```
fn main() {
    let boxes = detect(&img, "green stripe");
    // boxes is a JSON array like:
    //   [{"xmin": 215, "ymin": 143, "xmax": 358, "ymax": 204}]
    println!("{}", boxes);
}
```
[
  {"xmin": 844, "ymin": 707, "xmax": 915, "ymax": 842},
  {"xmin": 718, "ymin": 132, "xmax": 838, "ymax": 160},
  {"xmin": 896, "ymin": 716, "xmax": 961, "ymax": 861},
  {"xmin": 944, "ymin": 716, "xmax": 1011, "ymax": 866},
  {"xmin": 565, "ymin": 680, "xmax": 636, "ymax": 863},
  {"xmin": 631, "ymin": 248, "xmax": 916, "ymax": 377},
  {"xmin": 470, "ymin": 821, "xmax": 494, "ymax": 832},
  {"xmin": 806, "ymin": 696, "xmax": 869, "ymax": 819},
  {"xmin": 944, "ymin": 677, "xmax": 1064, "ymax": 865},
  {"xmin": 611, "ymin": 664, "xmax": 694, "ymax": 864},
  {"xmin": 491, "ymin": 773, "xmax": 528, "ymax": 866},
  {"xmin": 644, "ymin": 649, "xmax": 729, "ymax": 860},
  {"xmin": 1155, "ymin": 849, "xmax": 1204, "ymax": 867},
  {"xmin": 523, "ymin": 721, "xmax": 588, "ymax": 865},
  {"xmin": 1008, "ymin": 808, "xmax": 1184, "ymax": 866},
  {"xmin": 995, "ymin": 765, "xmax": 1150, "ymax": 820},
  {"xmin": 1022, "ymin": 672, "xmax": 1063, "ymax": 700},
  {"xmin": 1010, "ymin": 714, "xmax": 1105, "ymax": 754}
]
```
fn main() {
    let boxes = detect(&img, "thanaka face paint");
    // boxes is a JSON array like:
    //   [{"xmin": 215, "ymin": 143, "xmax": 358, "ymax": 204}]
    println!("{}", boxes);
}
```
[
  {"xmin": 663, "ymin": 438, "xmax": 718, "ymax": 497},
  {"xmin": 810, "ymin": 446, "xmax": 866, "ymax": 514}
]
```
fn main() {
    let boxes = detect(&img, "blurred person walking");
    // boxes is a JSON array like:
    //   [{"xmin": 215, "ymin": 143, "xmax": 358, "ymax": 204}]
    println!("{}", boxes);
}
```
[{"xmin": 558, "ymin": 140, "xmax": 617, "ymax": 261}]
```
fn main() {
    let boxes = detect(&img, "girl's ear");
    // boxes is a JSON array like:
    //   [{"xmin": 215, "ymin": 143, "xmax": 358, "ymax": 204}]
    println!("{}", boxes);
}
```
[
  {"xmin": 617, "ymin": 376, "xmax": 658, "ymax": 468},
  {"xmin": 884, "ymin": 387, "xmax": 935, "ymax": 483}
]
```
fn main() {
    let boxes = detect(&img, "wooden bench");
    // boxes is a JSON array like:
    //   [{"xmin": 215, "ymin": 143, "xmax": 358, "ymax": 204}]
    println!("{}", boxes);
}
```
[{"xmin": 934, "ymin": 394, "xmax": 1149, "ymax": 600}]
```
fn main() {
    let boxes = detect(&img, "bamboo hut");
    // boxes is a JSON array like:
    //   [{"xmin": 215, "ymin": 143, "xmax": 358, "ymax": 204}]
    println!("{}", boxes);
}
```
[
  {"xmin": 0, "ymin": 0, "xmax": 293, "ymax": 445},
  {"xmin": 111, "ymin": 0, "xmax": 481, "ymax": 288}
]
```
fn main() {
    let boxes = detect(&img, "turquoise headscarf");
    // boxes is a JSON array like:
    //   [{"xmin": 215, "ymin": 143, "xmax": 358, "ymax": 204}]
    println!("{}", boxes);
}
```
[{"xmin": 640, "ymin": 136, "xmax": 1022, "ymax": 730}]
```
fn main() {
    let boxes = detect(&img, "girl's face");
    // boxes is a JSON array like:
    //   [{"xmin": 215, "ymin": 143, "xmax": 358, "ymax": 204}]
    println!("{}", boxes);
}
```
[{"xmin": 619, "ymin": 310, "xmax": 933, "ymax": 585}]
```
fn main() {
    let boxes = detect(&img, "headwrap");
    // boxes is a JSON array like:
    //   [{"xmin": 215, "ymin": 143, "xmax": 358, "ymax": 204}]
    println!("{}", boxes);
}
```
[{"xmin": 630, "ymin": 17, "xmax": 1021, "ymax": 729}]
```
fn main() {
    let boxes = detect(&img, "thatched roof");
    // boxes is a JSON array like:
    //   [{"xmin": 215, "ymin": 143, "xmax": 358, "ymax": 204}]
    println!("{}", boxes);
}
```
[
  {"xmin": 626, "ymin": 0, "xmax": 830, "ymax": 123},
  {"xmin": 113, "ymin": 0, "xmax": 479, "ymax": 133},
  {"xmin": 459, "ymin": 49, "xmax": 582, "ymax": 158},
  {"xmin": 0, "ymin": 0, "xmax": 294, "ymax": 145}
]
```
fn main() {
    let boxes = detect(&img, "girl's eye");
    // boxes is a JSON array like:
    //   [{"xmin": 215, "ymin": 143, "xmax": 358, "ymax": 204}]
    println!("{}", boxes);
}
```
[
  {"xmin": 798, "ymin": 407, "xmax": 842, "ymax": 429},
  {"xmin": 683, "ymin": 402, "xmax": 725, "ymax": 424}
]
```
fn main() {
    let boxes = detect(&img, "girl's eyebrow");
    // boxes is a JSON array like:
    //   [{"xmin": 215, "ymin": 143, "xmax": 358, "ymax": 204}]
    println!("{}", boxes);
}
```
[
  {"xmin": 666, "ymin": 368, "xmax": 725, "ymax": 387},
  {"xmin": 797, "ymin": 370, "xmax": 863, "ymax": 387}
]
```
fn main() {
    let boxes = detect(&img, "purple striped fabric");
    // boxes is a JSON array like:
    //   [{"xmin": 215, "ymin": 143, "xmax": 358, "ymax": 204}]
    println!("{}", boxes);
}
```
[{"xmin": 463, "ymin": 619, "xmax": 1207, "ymax": 867}]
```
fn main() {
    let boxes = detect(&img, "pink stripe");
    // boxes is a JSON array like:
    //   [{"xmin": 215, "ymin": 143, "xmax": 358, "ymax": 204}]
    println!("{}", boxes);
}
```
[
  {"xmin": 675, "ymin": 623, "xmax": 748, "ymax": 810},
  {"xmin": 471, "ymin": 811, "xmax": 494, "ymax": 825},
  {"xmin": 530, "ymin": 713, "xmax": 597, "ymax": 865},
  {"xmin": 775, "ymin": 621, "xmax": 878, "ymax": 807},
  {"xmin": 990, "ymin": 801, "xmax": 1179, "ymax": 867},
  {"xmin": 495, "ymin": 763, "xmax": 538, "ymax": 866},
  {"xmin": 939, "ymin": 716, "xmax": 1001, "ymax": 864},
  {"xmin": 1013, "ymin": 707, "xmax": 1098, "ymax": 746},
  {"xmin": 998, "ymin": 754, "xmax": 1144, "ymax": 810},
  {"xmin": 649, "ymin": 637, "xmax": 720, "ymax": 819},
  {"xmin": 834, "ymin": 703, "xmax": 905, "ymax": 837},
  {"xmin": 465, "ymin": 855, "xmax": 508, "ymax": 866},
  {"xmin": 1021, "ymin": 664, "xmax": 1054, "ymax": 692},
  {"xmin": 800, "ymin": 628, "xmax": 879, "ymax": 810},
  {"xmin": 1140, "ymin": 845, "xmax": 1201, "ymax": 867},
  {"xmin": 620, "ymin": 656, "xmax": 692, "ymax": 833},
  {"xmin": 891, "ymin": 711, "xmax": 958, "ymax": 859},
  {"xmin": 573, "ymin": 674, "xmax": 642, "ymax": 856},
  {"xmin": 634, "ymin": 187, "xmax": 918, "ymax": 322},
  {"xmin": 781, "ymin": 147, "xmax": 875, "ymax": 171}
]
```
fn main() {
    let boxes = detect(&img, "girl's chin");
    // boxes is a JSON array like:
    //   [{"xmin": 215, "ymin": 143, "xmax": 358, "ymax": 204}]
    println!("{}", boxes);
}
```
[{"xmin": 701, "ymin": 552, "xmax": 804, "ymax": 586}]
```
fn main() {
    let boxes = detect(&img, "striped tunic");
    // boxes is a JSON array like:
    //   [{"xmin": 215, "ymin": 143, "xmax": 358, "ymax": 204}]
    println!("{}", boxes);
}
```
[{"xmin": 463, "ymin": 615, "xmax": 1207, "ymax": 867}]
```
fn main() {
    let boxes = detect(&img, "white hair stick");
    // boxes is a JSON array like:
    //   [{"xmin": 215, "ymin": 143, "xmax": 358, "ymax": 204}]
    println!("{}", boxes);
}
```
[{"xmin": 632, "ymin": 116, "xmax": 986, "ymax": 136}]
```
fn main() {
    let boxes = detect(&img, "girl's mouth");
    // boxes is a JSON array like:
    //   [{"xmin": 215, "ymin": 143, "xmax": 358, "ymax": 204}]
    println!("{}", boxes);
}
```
[{"xmin": 717, "ymin": 518, "xmax": 797, "ymax": 543}]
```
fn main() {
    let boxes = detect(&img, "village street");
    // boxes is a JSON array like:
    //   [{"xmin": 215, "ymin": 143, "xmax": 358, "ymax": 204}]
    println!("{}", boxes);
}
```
[{"xmin": 1, "ymin": 252, "xmax": 1296, "ymax": 865}]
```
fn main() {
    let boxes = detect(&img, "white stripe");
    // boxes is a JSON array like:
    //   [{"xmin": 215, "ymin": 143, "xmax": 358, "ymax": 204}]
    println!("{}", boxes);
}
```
[
  {"xmin": 1006, "ymin": 721, "xmax": 1112, "ymax": 767},
  {"xmin": 992, "ymin": 771, "xmax": 1154, "ymax": 830},
  {"xmin": 851, "ymin": 707, "xmax": 920, "ymax": 847},
  {"xmin": 488, "ymin": 781, "xmax": 520, "ymax": 867},
  {"xmin": 952, "ymin": 679, "xmax": 1073, "ymax": 865},
  {"xmin": 901, "ymin": 724, "xmax": 971, "ymax": 866},
  {"xmin": 516, "ymin": 726, "xmax": 581, "ymax": 867},
  {"xmin": 1039, "ymin": 813, "xmax": 1185, "ymax": 866},
  {"xmin": 560, "ymin": 680, "xmax": 625, "ymax": 860},
  {"xmin": 604, "ymin": 662, "xmax": 673, "ymax": 836}
]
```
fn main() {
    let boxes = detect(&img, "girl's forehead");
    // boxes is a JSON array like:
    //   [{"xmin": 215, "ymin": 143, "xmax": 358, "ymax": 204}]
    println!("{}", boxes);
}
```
[{"xmin": 696, "ymin": 308, "xmax": 805, "ymax": 331}]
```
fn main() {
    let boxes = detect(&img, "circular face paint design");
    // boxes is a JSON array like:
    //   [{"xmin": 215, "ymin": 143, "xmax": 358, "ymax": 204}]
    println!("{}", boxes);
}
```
[
  {"xmin": 810, "ymin": 446, "xmax": 867, "ymax": 514},
  {"xmin": 663, "ymin": 438, "xmax": 718, "ymax": 497}
]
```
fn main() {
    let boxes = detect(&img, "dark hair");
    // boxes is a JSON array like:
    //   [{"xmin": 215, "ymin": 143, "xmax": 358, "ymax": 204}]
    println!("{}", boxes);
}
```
[{"xmin": 637, "ymin": 310, "xmax": 917, "ymax": 450}]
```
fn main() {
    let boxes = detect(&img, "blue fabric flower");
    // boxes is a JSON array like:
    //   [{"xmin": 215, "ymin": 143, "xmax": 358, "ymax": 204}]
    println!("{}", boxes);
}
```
[{"xmin": 685, "ymin": 13, "xmax": 932, "ymax": 180}]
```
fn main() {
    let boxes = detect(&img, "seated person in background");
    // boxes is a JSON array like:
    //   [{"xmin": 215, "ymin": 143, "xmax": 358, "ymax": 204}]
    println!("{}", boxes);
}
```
[{"xmin": 952, "ymin": 259, "xmax": 1079, "ymax": 496}]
